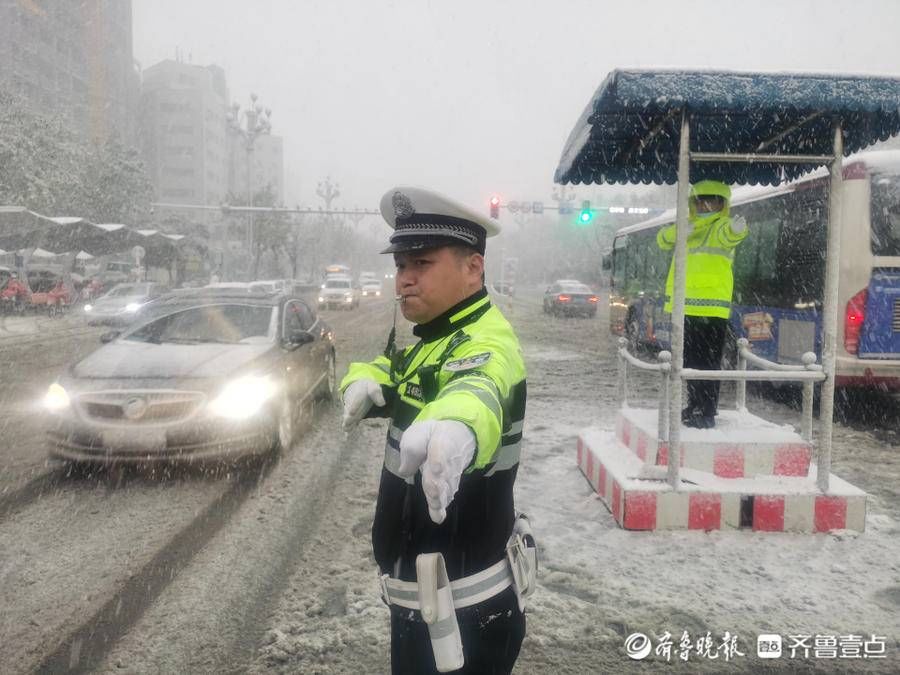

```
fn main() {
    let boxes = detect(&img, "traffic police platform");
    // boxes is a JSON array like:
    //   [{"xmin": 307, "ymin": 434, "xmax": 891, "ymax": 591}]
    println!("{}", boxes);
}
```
[
  {"xmin": 550, "ymin": 69, "xmax": 900, "ymax": 534},
  {"xmin": 576, "ymin": 413, "xmax": 867, "ymax": 533}
]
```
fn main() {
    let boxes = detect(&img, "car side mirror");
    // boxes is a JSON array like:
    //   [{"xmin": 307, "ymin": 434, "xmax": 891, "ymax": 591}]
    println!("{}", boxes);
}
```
[
  {"xmin": 286, "ymin": 329, "xmax": 314, "ymax": 348},
  {"xmin": 100, "ymin": 330, "xmax": 121, "ymax": 343}
]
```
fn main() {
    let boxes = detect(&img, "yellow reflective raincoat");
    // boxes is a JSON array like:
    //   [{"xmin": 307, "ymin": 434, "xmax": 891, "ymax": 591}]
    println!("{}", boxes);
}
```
[{"xmin": 656, "ymin": 180, "xmax": 748, "ymax": 319}]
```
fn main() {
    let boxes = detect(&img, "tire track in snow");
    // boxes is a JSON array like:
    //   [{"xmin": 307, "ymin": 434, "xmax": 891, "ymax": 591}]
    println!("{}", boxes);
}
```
[
  {"xmin": 33, "ymin": 459, "xmax": 276, "ymax": 674},
  {"xmin": 0, "ymin": 469, "xmax": 65, "ymax": 524}
]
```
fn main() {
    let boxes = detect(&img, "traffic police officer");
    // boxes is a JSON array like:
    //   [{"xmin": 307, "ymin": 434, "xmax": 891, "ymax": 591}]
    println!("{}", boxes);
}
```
[
  {"xmin": 341, "ymin": 186, "xmax": 529, "ymax": 674},
  {"xmin": 657, "ymin": 180, "xmax": 748, "ymax": 428}
]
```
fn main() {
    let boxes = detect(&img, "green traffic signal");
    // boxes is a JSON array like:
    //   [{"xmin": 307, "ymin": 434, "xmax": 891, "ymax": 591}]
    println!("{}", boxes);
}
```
[{"xmin": 578, "ymin": 199, "xmax": 593, "ymax": 225}]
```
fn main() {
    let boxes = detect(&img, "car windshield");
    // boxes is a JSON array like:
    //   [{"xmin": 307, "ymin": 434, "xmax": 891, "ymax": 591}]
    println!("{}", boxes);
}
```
[
  {"xmin": 560, "ymin": 284, "xmax": 591, "ymax": 294},
  {"xmin": 125, "ymin": 303, "xmax": 275, "ymax": 344},
  {"xmin": 325, "ymin": 279, "xmax": 351, "ymax": 289}
]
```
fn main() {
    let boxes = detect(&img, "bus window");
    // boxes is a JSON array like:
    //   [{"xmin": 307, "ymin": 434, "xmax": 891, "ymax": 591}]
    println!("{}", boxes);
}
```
[
  {"xmin": 777, "ymin": 192, "xmax": 826, "ymax": 308},
  {"xmin": 733, "ymin": 204, "xmax": 780, "ymax": 306},
  {"xmin": 612, "ymin": 236, "xmax": 627, "ymax": 290},
  {"xmin": 626, "ymin": 232, "xmax": 647, "ymax": 294},
  {"xmin": 871, "ymin": 174, "xmax": 900, "ymax": 256},
  {"xmin": 645, "ymin": 230, "xmax": 669, "ymax": 295}
]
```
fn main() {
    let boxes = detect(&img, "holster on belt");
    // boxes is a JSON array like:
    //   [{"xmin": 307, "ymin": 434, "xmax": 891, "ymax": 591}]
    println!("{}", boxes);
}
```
[
  {"xmin": 416, "ymin": 552, "xmax": 465, "ymax": 673},
  {"xmin": 506, "ymin": 513, "xmax": 538, "ymax": 613}
]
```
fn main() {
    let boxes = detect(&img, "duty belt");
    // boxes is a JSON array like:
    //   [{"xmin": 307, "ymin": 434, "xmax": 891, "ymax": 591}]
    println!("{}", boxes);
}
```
[{"xmin": 379, "ymin": 558, "xmax": 513, "ymax": 611}]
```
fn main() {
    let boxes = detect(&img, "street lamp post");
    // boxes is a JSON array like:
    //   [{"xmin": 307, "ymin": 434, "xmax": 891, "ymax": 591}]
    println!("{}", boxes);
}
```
[{"xmin": 227, "ymin": 93, "xmax": 272, "ymax": 279}]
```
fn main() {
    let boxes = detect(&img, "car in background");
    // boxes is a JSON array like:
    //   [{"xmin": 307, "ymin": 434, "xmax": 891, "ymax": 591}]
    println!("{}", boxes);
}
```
[
  {"xmin": 360, "ymin": 279, "xmax": 383, "ymax": 298},
  {"xmin": 491, "ymin": 280, "xmax": 515, "ymax": 297},
  {"xmin": 83, "ymin": 282, "xmax": 170, "ymax": 326},
  {"xmin": 44, "ymin": 288, "xmax": 336, "ymax": 464},
  {"xmin": 251, "ymin": 278, "xmax": 320, "ymax": 296},
  {"xmin": 318, "ymin": 276, "xmax": 359, "ymax": 310},
  {"xmin": 99, "ymin": 260, "xmax": 137, "ymax": 285},
  {"xmin": 543, "ymin": 280, "xmax": 600, "ymax": 317}
]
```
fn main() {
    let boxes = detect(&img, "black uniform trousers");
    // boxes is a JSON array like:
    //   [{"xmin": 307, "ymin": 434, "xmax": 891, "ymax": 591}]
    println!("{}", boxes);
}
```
[
  {"xmin": 390, "ymin": 586, "xmax": 525, "ymax": 674},
  {"xmin": 683, "ymin": 315, "xmax": 728, "ymax": 418}
]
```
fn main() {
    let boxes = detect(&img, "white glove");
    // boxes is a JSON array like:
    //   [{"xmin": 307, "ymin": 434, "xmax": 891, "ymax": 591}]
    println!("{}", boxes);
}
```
[
  {"xmin": 398, "ymin": 420, "xmax": 477, "ymax": 524},
  {"xmin": 341, "ymin": 379, "xmax": 386, "ymax": 431},
  {"xmin": 731, "ymin": 215, "xmax": 747, "ymax": 233}
]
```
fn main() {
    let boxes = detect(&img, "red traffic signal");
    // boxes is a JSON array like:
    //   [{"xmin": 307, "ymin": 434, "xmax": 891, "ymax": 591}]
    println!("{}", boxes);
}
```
[{"xmin": 489, "ymin": 195, "xmax": 501, "ymax": 219}]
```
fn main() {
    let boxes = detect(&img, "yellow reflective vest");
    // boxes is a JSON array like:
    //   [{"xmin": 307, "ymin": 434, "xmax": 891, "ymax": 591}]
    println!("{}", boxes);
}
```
[
  {"xmin": 340, "ymin": 288, "xmax": 527, "ymax": 580},
  {"xmin": 657, "ymin": 213, "xmax": 748, "ymax": 319}
]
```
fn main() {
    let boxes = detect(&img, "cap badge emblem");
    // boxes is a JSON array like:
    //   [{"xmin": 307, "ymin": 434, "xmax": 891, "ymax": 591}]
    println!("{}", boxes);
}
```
[{"xmin": 392, "ymin": 191, "xmax": 415, "ymax": 220}]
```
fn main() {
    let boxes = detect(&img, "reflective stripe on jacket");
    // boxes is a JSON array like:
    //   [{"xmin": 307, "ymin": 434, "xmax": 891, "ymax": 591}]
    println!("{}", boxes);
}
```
[
  {"xmin": 340, "ymin": 287, "xmax": 527, "ymax": 581},
  {"xmin": 656, "ymin": 212, "xmax": 748, "ymax": 319}
]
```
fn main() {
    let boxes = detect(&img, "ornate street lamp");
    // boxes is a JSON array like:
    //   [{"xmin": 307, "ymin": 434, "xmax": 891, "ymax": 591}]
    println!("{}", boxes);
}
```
[{"xmin": 226, "ymin": 93, "xmax": 272, "ymax": 278}]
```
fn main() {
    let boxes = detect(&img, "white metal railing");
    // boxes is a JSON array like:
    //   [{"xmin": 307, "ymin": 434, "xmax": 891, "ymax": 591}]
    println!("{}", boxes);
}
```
[
  {"xmin": 733, "ymin": 338, "xmax": 824, "ymax": 441},
  {"xmin": 617, "ymin": 337, "xmax": 672, "ymax": 454},
  {"xmin": 616, "ymin": 335, "xmax": 827, "ymax": 487}
]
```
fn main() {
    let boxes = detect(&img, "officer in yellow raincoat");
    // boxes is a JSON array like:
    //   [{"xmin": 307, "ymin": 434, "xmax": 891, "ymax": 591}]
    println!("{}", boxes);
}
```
[{"xmin": 657, "ymin": 180, "xmax": 748, "ymax": 428}]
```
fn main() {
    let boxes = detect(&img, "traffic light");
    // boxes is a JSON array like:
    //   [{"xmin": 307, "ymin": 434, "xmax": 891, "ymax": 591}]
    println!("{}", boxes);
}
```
[
  {"xmin": 578, "ymin": 200, "xmax": 594, "ymax": 225},
  {"xmin": 490, "ymin": 195, "xmax": 500, "ymax": 219}
]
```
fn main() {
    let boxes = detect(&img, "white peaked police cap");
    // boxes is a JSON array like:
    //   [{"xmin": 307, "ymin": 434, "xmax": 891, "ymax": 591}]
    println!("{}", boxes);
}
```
[{"xmin": 379, "ymin": 186, "xmax": 501, "ymax": 255}]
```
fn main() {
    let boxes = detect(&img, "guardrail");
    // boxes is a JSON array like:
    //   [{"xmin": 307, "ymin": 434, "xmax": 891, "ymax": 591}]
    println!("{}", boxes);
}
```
[
  {"xmin": 617, "ymin": 335, "xmax": 827, "ymax": 463},
  {"xmin": 617, "ymin": 337, "xmax": 672, "ymax": 452}
]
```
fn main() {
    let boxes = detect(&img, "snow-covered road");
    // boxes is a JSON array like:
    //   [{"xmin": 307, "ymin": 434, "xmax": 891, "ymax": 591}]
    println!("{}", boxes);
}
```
[{"xmin": 0, "ymin": 291, "xmax": 898, "ymax": 673}]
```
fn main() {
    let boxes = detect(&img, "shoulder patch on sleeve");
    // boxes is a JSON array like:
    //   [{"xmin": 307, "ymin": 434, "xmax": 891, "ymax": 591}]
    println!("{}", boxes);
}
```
[{"xmin": 443, "ymin": 352, "xmax": 492, "ymax": 372}]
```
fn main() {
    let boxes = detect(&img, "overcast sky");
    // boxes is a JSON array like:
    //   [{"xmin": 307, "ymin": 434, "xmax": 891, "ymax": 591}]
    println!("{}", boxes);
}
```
[{"xmin": 132, "ymin": 0, "xmax": 900, "ymax": 217}]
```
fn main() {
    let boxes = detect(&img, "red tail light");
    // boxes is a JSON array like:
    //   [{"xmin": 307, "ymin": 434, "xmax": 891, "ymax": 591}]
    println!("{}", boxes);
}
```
[
  {"xmin": 589, "ymin": 296, "xmax": 599, "ymax": 303},
  {"xmin": 557, "ymin": 294, "xmax": 571, "ymax": 302},
  {"xmin": 844, "ymin": 288, "xmax": 867, "ymax": 355}
]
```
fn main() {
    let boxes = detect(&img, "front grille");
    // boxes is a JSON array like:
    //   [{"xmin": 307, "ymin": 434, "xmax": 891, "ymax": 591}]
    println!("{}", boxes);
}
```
[
  {"xmin": 894, "ymin": 298, "xmax": 900, "ymax": 333},
  {"xmin": 78, "ymin": 391, "xmax": 205, "ymax": 424}
]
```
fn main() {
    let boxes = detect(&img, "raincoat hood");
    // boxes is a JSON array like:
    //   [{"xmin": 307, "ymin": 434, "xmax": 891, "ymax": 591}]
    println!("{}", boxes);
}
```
[{"xmin": 689, "ymin": 180, "xmax": 731, "ymax": 223}]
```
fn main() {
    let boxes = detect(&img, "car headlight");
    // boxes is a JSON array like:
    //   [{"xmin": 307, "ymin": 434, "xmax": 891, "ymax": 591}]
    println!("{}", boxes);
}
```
[
  {"xmin": 345, "ymin": 295, "xmax": 353, "ymax": 302},
  {"xmin": 44, "ymin": 382, "xmax": 71, "ymax": 411},
  {"xmin": 125, "ymin": 302, "xmax": 141, "ymax": 313},
  {"xmin": 84, "ymin": 304, "xmax": 93, "ymax": 312},
  {"xmin": 318, "ymin": 296, "xmax": 325, "ymax": 303},
  {"xmin": 375, "ymin": 291, "xmax": 381, "ymax": 296},
  {"xmin": 208, "ymin": 375, "xmax": 277, "ymax": 420}
]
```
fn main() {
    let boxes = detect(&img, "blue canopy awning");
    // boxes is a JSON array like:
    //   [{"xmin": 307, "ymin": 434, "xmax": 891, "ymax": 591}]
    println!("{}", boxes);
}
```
[{"xmin": 555, "ymin": 69, "xmax": 900, "ymax": 186}]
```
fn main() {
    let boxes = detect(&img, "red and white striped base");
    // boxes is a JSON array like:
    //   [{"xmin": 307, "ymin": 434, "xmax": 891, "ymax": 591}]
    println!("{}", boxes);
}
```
[
  {"xmin": 616, "ymin": 407, "xmax": 812, "ymax": 478},
  {"xmin": 577, "ymin": 426, "xmax": 867, "ymax": 533}
]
